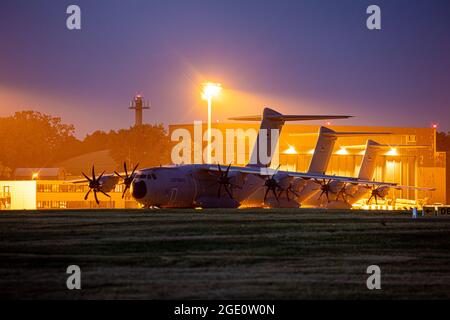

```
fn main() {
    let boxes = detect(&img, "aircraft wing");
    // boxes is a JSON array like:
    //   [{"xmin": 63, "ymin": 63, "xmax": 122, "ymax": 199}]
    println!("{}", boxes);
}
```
[
  {"xmin": 67, "ymin": 178, "xmax": 89, "ymax": 184},
  {"xmin": 203, "ymin": 165, "xmax": 397, "ymax": 187},
  {"xmin": 393, "ymin": 185, "xmax": 436, "ymax": 191},
  {"xmin": 67, "ymin": 173, "xmax": 119, "ymax": 184}
]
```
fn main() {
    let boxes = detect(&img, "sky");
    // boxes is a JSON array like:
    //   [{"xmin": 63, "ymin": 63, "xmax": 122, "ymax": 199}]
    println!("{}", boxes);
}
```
[{"xmin": 0, "ymin": 0, "xmax": 449, "ymax": 138}]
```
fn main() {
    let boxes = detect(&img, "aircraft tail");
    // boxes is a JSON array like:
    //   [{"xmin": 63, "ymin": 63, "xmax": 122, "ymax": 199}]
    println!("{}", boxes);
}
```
[
  {"xmin": 307, "ymin": 127, "xmax": 337, "ymax": 174},
  {"xmin": 307, "ymin": 128, "xmax": 392, "ymax": 174},
  {"xmin": 357, "ymin": 141, "xmax": 429, "ymax": 180},
  {"xmin": 358, "ymin": 140, "xmax": 381, "ymax": 180},
  {"xmin": 229, "ymin": 107, "xmax": 352, "ymax": 168}
]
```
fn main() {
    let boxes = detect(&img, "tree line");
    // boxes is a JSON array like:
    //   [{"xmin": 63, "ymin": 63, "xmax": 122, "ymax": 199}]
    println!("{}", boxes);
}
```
[{"xmin": 0, "ymin": 111, "xmax": 171, "ymax": 178}]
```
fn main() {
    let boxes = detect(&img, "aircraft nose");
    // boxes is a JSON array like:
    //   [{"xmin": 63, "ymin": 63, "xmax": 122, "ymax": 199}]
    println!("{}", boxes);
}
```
[{"xmin": 131, "ymin": 180, "xmax": 147, "ymax": 199}]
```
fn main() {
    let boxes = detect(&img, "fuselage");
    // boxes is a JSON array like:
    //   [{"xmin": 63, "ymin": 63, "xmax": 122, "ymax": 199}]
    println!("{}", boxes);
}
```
[{"xmin": 129, "ymin": 164, "xmax": 264, "ymax": 208}]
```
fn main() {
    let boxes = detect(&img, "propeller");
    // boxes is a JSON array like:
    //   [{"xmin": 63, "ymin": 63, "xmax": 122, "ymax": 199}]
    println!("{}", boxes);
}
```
[
  {"xmin": 314, "ymin": 178, "xmax": 333, "ymax": 202},
  {"xmin": 81, "ymin": 165, "xmax": 110, "ymax": 205},
  {"xmin": 277, "ymin": 182, "xmax": 300, "ymax": 202},
  {"xmin": 366, "ymin": 185, "xmax": 386, "ymax": 205},
  {"xmin": 215, "ymin": 163, "xmax": 239, "ymax": 199},
  {"xmin": 335, "ymin": 183, "xmax": 353, "ymax": 204},
  {"xmin": 114, "ymin": 162, "xmax": 139, "ymax": 198},
  {"xmin": 262, "ymin": 165, "xmax": 281, "ymax": 203}
]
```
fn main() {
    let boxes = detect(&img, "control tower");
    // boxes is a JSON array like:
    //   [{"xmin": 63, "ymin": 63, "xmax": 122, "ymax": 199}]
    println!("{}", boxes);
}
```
[{"xmin": 129, "ymin": 95, "xmax": 150, "ymax": 126}]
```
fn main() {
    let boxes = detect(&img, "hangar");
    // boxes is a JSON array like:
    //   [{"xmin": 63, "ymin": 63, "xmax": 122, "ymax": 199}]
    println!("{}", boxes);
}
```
[{"xmin": 169, "ymin": 123, "xmax": 447, "ymax": 207}]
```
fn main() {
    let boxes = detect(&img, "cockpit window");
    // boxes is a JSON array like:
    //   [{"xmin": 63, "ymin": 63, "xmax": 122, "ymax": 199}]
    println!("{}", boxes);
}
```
[{"xmin": 151, "ymin": 173, "xmax": 157, "ymax": 179}]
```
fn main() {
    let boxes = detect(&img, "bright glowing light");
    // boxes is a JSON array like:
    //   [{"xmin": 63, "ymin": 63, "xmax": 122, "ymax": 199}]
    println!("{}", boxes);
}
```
[
  {"xmin": 432, "ymin": 123, "xmax": 438, "ymax": 129},
  {"xmin": 386, "ymin": 160, "xmax": 395, "ymax": 169},
  {"xmin": 202, "ymin": 82, "xmax": 222, "ymax": 100},
  {"xmin": 308, "ymin": 149, "xmax": 315, "ymax": 155},
  {"xmin": 335, "ymin": 147, "xmax": 348, "ymax": 155},
  {"xmin": 31, "ymin": 173, "xmax": 39, "ymax": 180},
  {"xmin": 325, "ymin": 121, "xmax": 332, "ymax": 126},
  {"xmin": 385, "ymin": 148, "xmax": 398, "ymax": 156},
  {"xmin": 283, "ymin": 145, "xmax": 298, "ymax": 155},
  {"xmin": 201, "ymin": 82, "xmax": 222, "ymax": 164}
]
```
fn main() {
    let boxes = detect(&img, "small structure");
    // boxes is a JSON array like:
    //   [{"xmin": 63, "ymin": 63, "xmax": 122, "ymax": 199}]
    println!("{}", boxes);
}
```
[{"xmin": 129, "ymin": 94, "xmax": 150, "ymax": 126}]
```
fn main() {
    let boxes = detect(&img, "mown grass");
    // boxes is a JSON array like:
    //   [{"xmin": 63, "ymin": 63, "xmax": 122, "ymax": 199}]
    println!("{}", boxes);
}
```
[{"xmin": 0, "ymin": 208, "xmax": 449, "ymax": 299}]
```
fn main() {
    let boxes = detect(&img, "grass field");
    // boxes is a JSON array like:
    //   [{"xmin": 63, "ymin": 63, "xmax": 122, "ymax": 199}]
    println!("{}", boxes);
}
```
[{"xmin": 0, "ymin": 208, "xmax": 450, "ymax": 299}]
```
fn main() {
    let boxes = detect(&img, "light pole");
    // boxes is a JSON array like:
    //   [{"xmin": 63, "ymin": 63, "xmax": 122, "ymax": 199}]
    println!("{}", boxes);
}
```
[{"xmin": 202, "ymin": 82, "xmax": 222, "ymax": 164}]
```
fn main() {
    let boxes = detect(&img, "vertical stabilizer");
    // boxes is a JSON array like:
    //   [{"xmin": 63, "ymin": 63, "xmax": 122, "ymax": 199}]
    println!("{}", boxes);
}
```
[
  {"xmin": 358, "ymin": 140, "xmax": 381, "ymax": 180},
  {"xmin": 247, "ymin": 108, "xmax": 284, "ymax": 167},
  {"xmin": 227, "ymin": 107, "xmax": 352, "ymax": 168},
  {"xmin": 307, "ymin": 127, "xmax": 337, "ymax": 174}
]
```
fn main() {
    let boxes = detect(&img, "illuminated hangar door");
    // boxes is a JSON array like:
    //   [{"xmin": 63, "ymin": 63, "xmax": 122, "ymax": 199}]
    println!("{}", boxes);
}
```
[{"xmin": 385, "ymin": 158, "xmax": 402, "ymax": 198}]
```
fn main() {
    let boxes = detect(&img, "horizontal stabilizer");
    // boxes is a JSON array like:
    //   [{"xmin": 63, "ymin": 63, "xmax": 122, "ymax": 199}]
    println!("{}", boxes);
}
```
[
  {"xmin": 342, "ymin": 142, "xmax": 430, "ymax": 150},
  {"xmin": 229, "ymin": 115, "xmax": 353, "ymax": 121},
  {"xmin": 290, "ymin": 127, "xmax": 392, "ymax": 137},
  {"xmin": 229, "ymin": 108, "xmax": 352, "ymax": 122}
]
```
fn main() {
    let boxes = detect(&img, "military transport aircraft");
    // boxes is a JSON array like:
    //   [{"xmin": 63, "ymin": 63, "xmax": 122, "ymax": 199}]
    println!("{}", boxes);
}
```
[
  {"xmin": 302, "ymin": 140, "xmax": 434, "ymax": 209},
  {"xmin": 240, "ymin": 127, "xmax": 393, "ymax": 208},
  {"xmin": 78, "ymin": 107, "xmax": 409, "ymax": 208}
]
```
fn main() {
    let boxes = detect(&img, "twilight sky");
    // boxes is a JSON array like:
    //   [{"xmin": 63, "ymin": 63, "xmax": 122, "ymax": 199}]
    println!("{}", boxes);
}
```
[{"xmin": 0, "ymin": 0, "xmax": 449, "ymax": 137}]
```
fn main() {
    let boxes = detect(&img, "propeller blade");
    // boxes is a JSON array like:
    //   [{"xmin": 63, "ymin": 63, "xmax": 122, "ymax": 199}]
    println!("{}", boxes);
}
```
[
  {"xmin": 124, "ymin": 162, "xmax": 128, "ymax": 177},
  {"xmin": 92, "ymin": 165, "xmax": 96, "ymax": 182},
  {"xmin": 114, "ymin": 171, "xmax": 124, "ymax": 179},
  {"xmin": 99, "ymin": 190, "xmax": 111, "ymax": 198},
  {"xmin": 122, "ymin": 185, "xmax": 129, "ymax": 199},
  {"xmin": 271, "ymin": 164, "xmax": 281, "ymax": 178},
  {"xmin": 97, "ymin": 171, "xmax": 106, "ymax": 181},
  {"xmin": 272, "ymin": 188, "xmax": 279, "ymax": 202},
  {"xmin": 131, "ymin": 163, "xmax": 139, "ymax": 176},
  {"xmin": 263, "ymin": 188, "xmax": 270, "ymax": 203},
  {"xmin": 224, "ymin": 185, "xmax": 233, "ymax": 199},
  {"xmin": 82, "ymin": 172, "xmax": 92, "ymax": 182},
  {"xmin": 226, "ymin": 163, "xmax": 231, "ymax": 175},
  {"xmin": 84, "ymin": 189, "xmax": 91, "ymax": 200},
  {"xmin": 94, "ymin": 190, "xmax": 99, "ymax": 205},
  {"xmin": 218, "ymin": 163, "xmax": 222, "ymax": 174},
  {"xmin": 288, "ymin": 186, "xmax": 299, "ymax": 197},
  {"xmin": 318, "ymin": 190, "xmax": 325, "ymax": 200}
]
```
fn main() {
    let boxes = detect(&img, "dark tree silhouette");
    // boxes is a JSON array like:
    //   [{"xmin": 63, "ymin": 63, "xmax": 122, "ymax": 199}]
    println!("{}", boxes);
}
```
[{"xmin": 0, "ymin": 111, "xmax": 76, "ymax": 168}]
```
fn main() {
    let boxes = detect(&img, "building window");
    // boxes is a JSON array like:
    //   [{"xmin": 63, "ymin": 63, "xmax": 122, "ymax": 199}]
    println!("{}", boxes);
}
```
[{"xmin": 406, "ymin": 135, "xmax": 416, "ymax": 143}]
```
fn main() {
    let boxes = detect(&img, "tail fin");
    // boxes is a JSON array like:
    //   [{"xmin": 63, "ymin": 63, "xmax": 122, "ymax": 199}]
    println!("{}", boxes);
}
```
[
  {"xmin": 229, "ymin": 107, "xmax": 352, "ymax": 168},
  {"xmin": 357, "ymin": 141, "xmax": 429, "ymax": 180},
  {"xmin": 307, "ymin": 127, "xmax": 337, "ymax": 174},
  {"xmin": 358, "ymin": 140, "xmax": 381, "ymax": 180},
  {"xmin": 247, "ymin": 108, "xmax": 284, "ymax": 168},
  {"xmin": 307, "ymin": 129, "xmax": 392, "ymax": 174}
]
